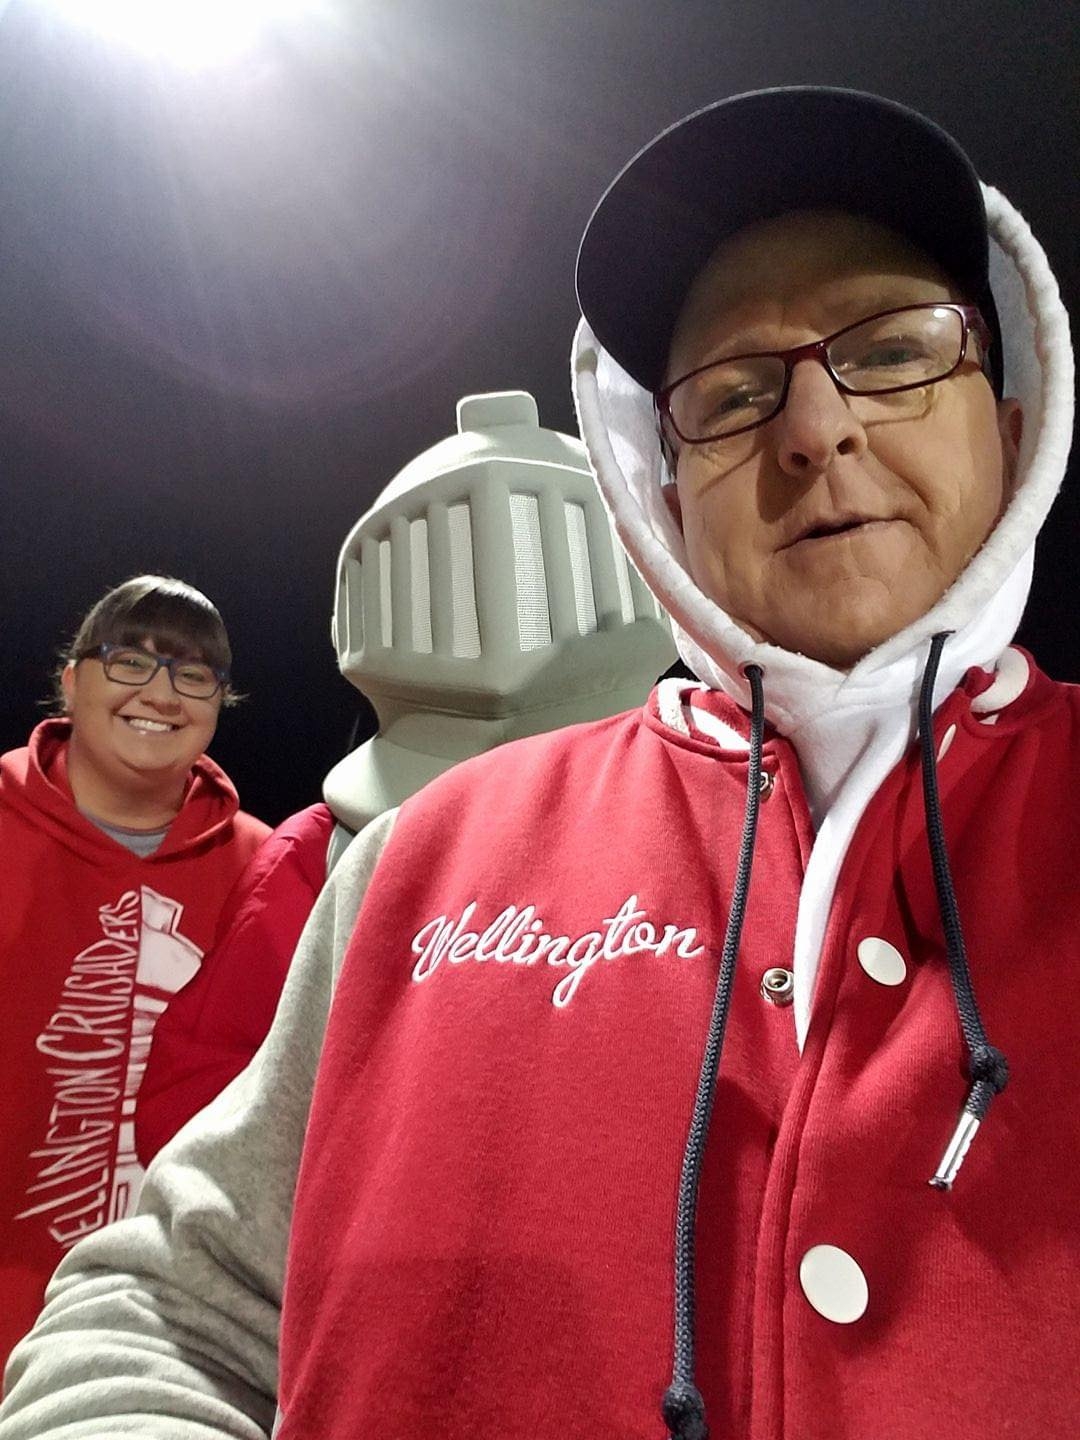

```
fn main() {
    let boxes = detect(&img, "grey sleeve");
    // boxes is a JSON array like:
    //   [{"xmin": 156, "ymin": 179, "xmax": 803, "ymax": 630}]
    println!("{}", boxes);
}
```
[{"xmin": 0, "ymin": 809, "xmax": 398, "ymax": 1440}]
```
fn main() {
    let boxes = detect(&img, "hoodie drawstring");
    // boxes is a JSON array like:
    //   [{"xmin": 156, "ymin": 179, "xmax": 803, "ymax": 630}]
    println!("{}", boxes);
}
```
[
  {"xmin": 661, "ymin": 637, "xmax": 1011, "ymax": 1437},
  {"xmin": 662, "ymin": 663, "xmax": 765, "ymax": 1440},
  {"xmin": 919, "ymin": 632, "xmax": 1010, "ymax": 1189}
]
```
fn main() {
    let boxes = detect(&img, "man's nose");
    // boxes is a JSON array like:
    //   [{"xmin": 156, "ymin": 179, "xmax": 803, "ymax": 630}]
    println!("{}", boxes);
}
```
[{"xmin": 773, "ymin": 359, "xmax": 868, "ymax": 477}]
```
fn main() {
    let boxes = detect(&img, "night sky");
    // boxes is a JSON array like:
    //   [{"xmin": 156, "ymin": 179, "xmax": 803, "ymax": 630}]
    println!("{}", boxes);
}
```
[{"xmin": 1, "ymin": 0, "xmax": 1076, "ymax": 825}]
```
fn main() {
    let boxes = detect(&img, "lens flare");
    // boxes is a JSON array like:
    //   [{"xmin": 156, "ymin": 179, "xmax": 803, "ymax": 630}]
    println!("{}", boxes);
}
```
[{"xmin": 46, "ymin": 0, "xmax": 314, "ymax": 67}]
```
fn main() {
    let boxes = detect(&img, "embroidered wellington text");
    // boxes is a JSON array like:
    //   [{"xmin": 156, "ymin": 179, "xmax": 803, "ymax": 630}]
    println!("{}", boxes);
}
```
[{"xmin": 410, "ymin": 894, "xmax": 704, "ymax": 1007}]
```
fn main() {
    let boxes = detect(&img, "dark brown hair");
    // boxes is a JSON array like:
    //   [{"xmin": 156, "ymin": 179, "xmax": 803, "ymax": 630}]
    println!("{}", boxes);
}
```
[{"xmin": 56, "ymin": 575, "xmax": 238, "ymax": 707}]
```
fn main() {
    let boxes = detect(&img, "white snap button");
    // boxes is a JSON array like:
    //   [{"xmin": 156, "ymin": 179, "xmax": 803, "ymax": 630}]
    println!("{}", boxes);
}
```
[
  {"xmin": 758, "ymin": 769, "xmax": 775, "ymax": 800},
  {"xmin": 937, "ymin": 723, "xmax": 957, "ymax": 761},
  {"xmin": 857, "ymin": 936, "xmax": 907, "ymax": 986},
  {"xmin": 799, "ymin": 1244, "xmax": 868, "ymax": 1323}
]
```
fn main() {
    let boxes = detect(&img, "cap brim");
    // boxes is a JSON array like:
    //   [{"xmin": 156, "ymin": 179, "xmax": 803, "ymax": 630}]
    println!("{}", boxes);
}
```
[{"xmin": 576, "ymin": 86, "xmax": 1001, "ymax": 394}]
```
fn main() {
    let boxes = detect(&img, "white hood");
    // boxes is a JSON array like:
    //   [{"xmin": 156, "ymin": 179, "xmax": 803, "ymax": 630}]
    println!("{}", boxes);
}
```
[{"xmin": 573, "ymin": 185, "xmax": 1074, "ymax": 1040}]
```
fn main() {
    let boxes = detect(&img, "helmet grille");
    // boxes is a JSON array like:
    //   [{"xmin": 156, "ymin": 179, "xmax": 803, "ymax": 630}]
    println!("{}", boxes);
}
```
[
  {"xmin": 378, "ymin": 539, "xmax": 392, "ymax": 648},
  {"xmin": 446, "ymin": 503, "xmax": 482, "ymax": 659},
  {"xmin": 509, "ymin": 493, "xmax": 552, "ymax": 652},
  {"xmin": 409, "ymin": 518, "xmax": 433, "ymax": 654},
  {"xmin": 564, "ymin": 501, "xmax": 598, "ymax": 637}
]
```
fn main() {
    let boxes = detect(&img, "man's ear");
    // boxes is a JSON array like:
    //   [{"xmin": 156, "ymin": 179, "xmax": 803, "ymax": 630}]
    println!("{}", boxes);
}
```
[
  {"xmin": 997, "ymin": 399, "xmax": 1024, "ymax": 501},
  {"xmin": 661, "ymin": 480, "xmax": 684, "ymax": 533}
]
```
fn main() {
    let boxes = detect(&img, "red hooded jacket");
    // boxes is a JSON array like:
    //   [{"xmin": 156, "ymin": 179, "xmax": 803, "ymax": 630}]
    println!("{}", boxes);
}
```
[
  {"xmin": 0, "ymin": 719, "xmax": 268, "ymax": 1366},
  {"xmin": 135, "ymin": 802, "xmax": 335, "ymax": 1163},
  {"xmin": 277, "ymin": 663, "xmax": 1080, "ymax": 1440}
]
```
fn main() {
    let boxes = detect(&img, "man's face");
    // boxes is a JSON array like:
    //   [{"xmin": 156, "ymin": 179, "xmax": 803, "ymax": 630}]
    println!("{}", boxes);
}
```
[{"xmin": 663, "ymin": 210, "xmax": 1023, "ymax": 669}]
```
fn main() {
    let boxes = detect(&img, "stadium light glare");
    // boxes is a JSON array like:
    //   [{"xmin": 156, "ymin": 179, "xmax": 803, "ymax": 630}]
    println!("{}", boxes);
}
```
[{"xmin": 46, "ymin": 0, "xmax": 315, "ymax": 67}]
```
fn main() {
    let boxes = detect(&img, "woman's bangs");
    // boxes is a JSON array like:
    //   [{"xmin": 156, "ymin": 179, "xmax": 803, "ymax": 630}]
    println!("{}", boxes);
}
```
[{"xmin": 100, "ymin": 588, "xmax": 231, "ymax": 674}]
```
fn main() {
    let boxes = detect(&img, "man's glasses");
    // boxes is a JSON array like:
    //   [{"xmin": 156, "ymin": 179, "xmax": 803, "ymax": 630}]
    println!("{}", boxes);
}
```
[
  {"xmin": 656, "ymin": 303, "xmax": 993, "ymax": 446},
  {"xmin": 85, "ymin": 643, "xmax": 228, "ymax": 699}
]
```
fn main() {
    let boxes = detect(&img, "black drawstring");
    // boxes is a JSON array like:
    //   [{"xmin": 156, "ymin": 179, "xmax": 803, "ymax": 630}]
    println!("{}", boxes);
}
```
[
  {"xmin": 659, "ymin": 641, "xmax": 1009, "ymax": 1437},
  {"xmin": 918, "ymin": 632, "xmax": 1010, "ymax": 1189},
  {"xmin": 661, "ymin": 664, "xmax": 766, "ymax": 1440}
]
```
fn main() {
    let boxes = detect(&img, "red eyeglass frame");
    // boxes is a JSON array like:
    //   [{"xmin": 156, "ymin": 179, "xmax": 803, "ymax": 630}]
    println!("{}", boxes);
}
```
[{"xmin": 655, "ymin": 302, "xmax": 993, "ymax": 446}]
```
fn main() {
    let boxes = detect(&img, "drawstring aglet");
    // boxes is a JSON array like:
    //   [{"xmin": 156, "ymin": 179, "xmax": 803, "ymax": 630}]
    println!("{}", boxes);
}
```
[
  {"xmin": 929, "ymin": 1047, "xmax": 1007, "ymax": 1190},
  {"xmin": 928, "ymin": 1107, "xmax": 981, "ymax": 1191}
]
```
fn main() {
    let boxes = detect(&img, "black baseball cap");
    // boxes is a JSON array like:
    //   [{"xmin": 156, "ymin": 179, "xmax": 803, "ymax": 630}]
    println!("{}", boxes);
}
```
[{"xmin": 576, "ymin": 86, "xmax": 1003, "ymax": 395}]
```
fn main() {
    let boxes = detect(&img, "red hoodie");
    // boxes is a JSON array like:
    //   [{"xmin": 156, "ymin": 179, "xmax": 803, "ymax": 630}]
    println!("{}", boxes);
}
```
[
  {"xmin": 135, "ymin": 802, "xmax": 335, "ymax": 1164},
  {"xmin": 0, "ymin": 719, "xmax": 269, "ymax": 1366}
]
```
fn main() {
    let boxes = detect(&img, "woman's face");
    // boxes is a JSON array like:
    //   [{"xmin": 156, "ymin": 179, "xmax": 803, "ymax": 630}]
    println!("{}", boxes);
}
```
[{"xmin": 61, "ymin": 636, "xmax": 221, "ymax": 793}]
